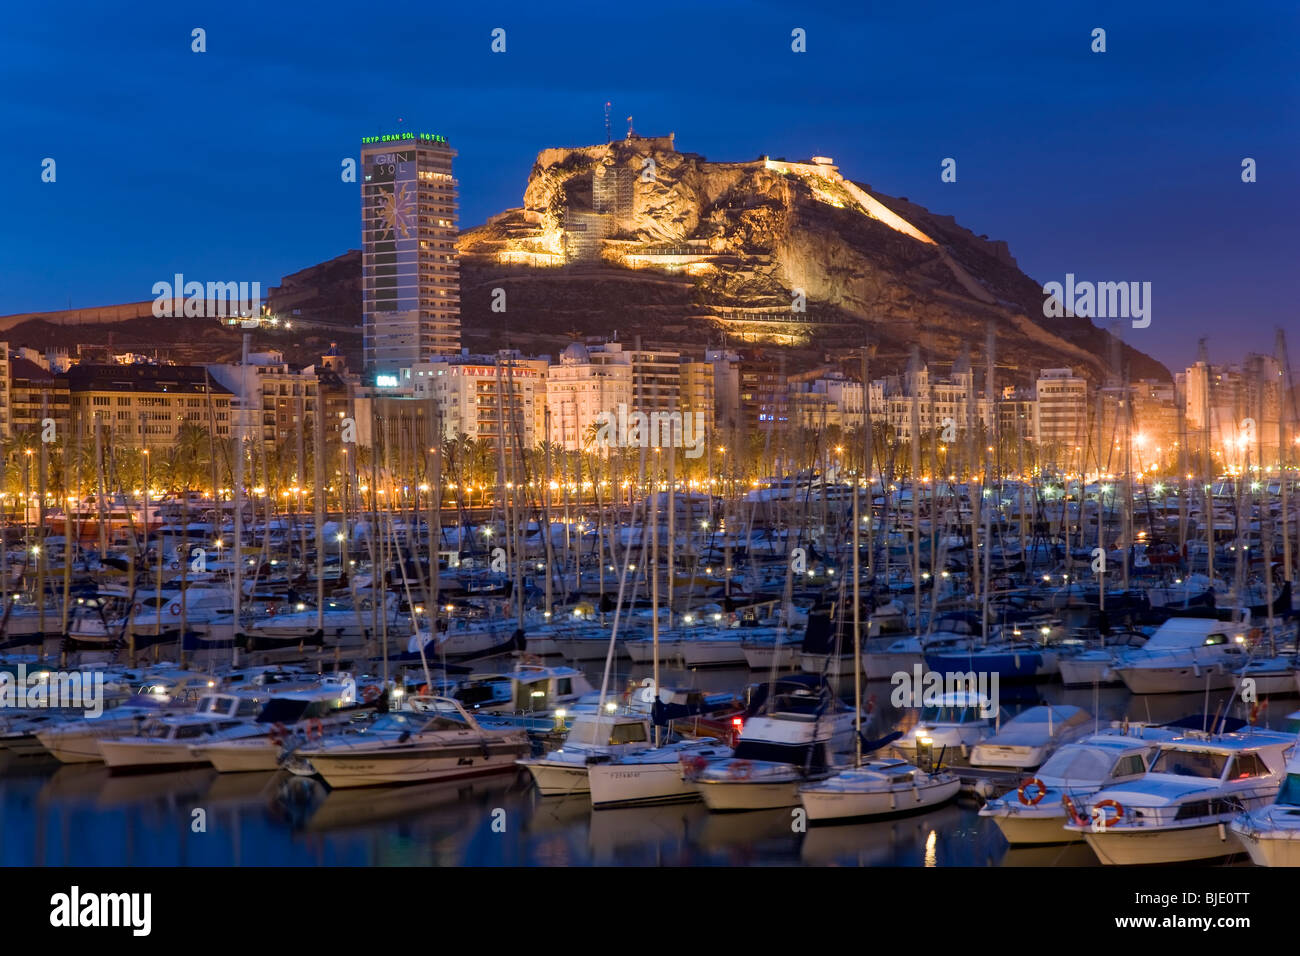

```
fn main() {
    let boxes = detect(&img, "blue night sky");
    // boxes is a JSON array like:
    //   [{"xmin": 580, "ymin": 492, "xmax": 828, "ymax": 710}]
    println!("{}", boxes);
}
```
[{"xmin": 2, "ymin": 0, "xmax": 1296, "ymax": 372}]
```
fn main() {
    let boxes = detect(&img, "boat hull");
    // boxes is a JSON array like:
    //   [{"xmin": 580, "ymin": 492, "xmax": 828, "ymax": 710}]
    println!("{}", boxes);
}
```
[
  {"xmin": 100, "ymin": 740, "xmax": 210, "ymax": 771},
  {"xmin": 193, "ymin": 739, "xmax": 282, "ymax": 773},
  {"xmin": 697, "ymin": 778, "xmax": 803, "ymax": 811},
  {"xmin": 589, "ymin": 762, "xmax": 699, "ymax": 808},
  {"xmin": 1232, "ymin": 825, "xmax": 1300, "ymax": 867},
  {"xmin": 1082, "ymin": 821, "xmax": 1243, "ymax": 865},
  {"xmin": 1058, "ymin": 657, "xmax": 1120, "ymax": 687},
  {"xmin": 985, "ymin": 808, "xmax": 1081, "ymax": 845},
  {"xmin": 1116, "ymin": 665, "xmax": 1235, "ymax": 695},
  {"xmin": 682, "ymin": 641, "xmax": 747, "ymax": 667},
  {"xmin": 36, "ymin": 720, "xmax": 145, "ymax": 764},
  {"xmin": 518, "ymin": 758, "xmax": 592, "ymax": 795},
  {"xmin": 801, "ymin": 778, "xmax": 960, "ymax": 822},
  {"xmin": 310, "ymin": 740, "xmax": 527, "ymax": 788}
]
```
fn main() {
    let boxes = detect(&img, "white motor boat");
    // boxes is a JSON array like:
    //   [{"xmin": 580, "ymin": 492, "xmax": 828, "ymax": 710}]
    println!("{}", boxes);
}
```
[
  {"xmin": 99, "ymin": 693, "xmax": 266, "ymax": 771},
  {"xmin": 969, "ymin": 705, "xmax": 1093, "ymax": 769},
  {"xmin": 1233, "ymin": 655, "xmax": 1298, "ymax": 696},
  {"xmin": 450, "ymin": 664, "xmax": 594, "ymax": 734},
  {"xmin": 979, "ymin": 725, "xmax": 1175, "ymax": 845},
  {"xmin": 1112, "ymin": 616, "xmax": 1250, "ymax": 694},
  {"xmin": 1057, "ymin": 629, "xmax": 1151, "ymax": 687},
  {"xmin": 694, "ymin": 676, "xmax": 858, "ymax": 812},
  {"xmin": 681, "ymin": 631, "xmax": 750, "ymax": 668},
  {"xmin": 799, "ymin": 758, "xmax": 960, "ymax": 823},
  {"xmin": 247, "ymin": 593, "xmax": 403, "ymax": 647},
  {"xmin": 34, "ymin": 671, "xmax": 222, "ymax": 763},
  {"xmin": 1064, "ymin": 728, "xmax": 1294, "ymax": 864},
  {"xmin": 1230, "ymin": 751, "xmax": 1300, "ymax": 866},
  {"xmin": 296, "ymin": 697, "xmax": 529, "ymax": 788},
  {"xmin": 517, "ymin": 712, "xmax": 654, "ymax": 796},
  {"xmin": 189, "ymin": 678, "xmax": 363, "ymax": 772},
  {"xmin": 741, "ymin": 631, "xmax": 803, "ymax": 670},
  {"xmin": 0, "ymin": 711, "xmax": 78, "ymax": 756},
  {"xmin": 892, "ymin": 690, "xmax": 1004, "ymax": 761}
]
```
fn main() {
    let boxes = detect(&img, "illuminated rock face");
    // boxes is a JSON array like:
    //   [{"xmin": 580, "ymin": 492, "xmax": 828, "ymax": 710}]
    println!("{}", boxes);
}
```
[{"xmin": 458, "ymin": 135, "xmax": 1168, "ymax": 383}]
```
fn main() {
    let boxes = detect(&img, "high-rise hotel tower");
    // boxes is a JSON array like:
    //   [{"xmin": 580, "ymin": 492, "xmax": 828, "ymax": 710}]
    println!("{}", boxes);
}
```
[{"xmin": 361, "ymin": 132, "xmax": 460, "ymax": 377}]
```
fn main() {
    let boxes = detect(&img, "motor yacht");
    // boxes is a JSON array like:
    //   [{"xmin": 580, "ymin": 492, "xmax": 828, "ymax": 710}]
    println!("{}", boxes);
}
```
[
  {"xmin": 979, "ymin": 725, "xmax": 1175, "ymax": 845},
  {"xmin": 34, "ymin": 671, "xmax": 222, "ymax": 763},
  {"xmin": 188, "ymin": 679, "xmax": 363, "ymax": 772},
  {"xmin": 969, "ymin": 705, "xmax": 1093, "ymax": 769},
  {"xmin": 297, "ymin": 697, "xmax": 529, "ymax": 788},
  {"xmin": 891, "ymin": 690, "xmax": 1004, "ymax": 761},
  {"xmin": 1064, "ymin": 728, "xmax": 1294, "ymax": 864},
  {"xmin": 98, "ymin": 693, "xmax": 266, "ymax": 771},
  {"xmin": 1112, "ymin": 616, "xmax": 1250, "ymax": 694},
  {"xmin": 693, "ymin": 675, "xmax": 858, "ymax": 811},
  {"xmin": 450, "ymin": 664, "xmax": 594, "ymax": 733}
]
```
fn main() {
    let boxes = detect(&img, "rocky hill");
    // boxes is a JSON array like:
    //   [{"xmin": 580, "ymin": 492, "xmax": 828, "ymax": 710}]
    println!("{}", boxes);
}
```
[{"xmin": 458, "ymin": 133, "xmax": 1168, "ymax": 382}]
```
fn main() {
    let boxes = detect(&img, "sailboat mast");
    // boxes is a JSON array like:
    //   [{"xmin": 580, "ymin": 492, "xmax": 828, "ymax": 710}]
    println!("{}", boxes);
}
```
[
  {"xmin": 232, "ymin": 331, "xmax": 248, "ymax": 664},
  {"xmin": 852, "ymin": 348, "xmax": 864, "ymax": 768},
  {"xmin": 1276, "ymin": 329, "xmax": 1294, "ymax": 585}
]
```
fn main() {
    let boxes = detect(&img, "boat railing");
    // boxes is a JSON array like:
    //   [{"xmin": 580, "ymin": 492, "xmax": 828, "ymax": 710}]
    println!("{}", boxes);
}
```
[{"xmin": 1081, "ymin": 786, "xmax": 1274, "ymax": 828}]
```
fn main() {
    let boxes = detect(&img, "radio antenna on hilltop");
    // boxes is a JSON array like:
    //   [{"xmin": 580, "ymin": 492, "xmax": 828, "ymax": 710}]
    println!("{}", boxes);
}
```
[{"xmin": 604, "ymin": 101, "xmax": 611, "ymax": 143}]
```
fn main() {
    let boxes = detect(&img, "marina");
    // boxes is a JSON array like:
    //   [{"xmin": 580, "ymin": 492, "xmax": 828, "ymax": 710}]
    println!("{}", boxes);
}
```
[{"xmin": 2, "ymin": 348, "xmax": 1300, "ymax": 869}]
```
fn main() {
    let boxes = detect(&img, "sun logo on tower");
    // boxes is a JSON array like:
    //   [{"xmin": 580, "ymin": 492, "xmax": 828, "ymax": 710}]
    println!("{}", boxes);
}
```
[{"xmin": 375, "ymin": 183, "xmax": 415, "ymax": 240}]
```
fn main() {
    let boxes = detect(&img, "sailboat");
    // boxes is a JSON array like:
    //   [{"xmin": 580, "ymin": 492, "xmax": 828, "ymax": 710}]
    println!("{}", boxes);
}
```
[
  {"xmin": 798, "ymin": 390, "xmax": 959, "ymax": 823},
  {"xmin": 586, "ymin": 675, "xmax": 733, "ymax": 809}
]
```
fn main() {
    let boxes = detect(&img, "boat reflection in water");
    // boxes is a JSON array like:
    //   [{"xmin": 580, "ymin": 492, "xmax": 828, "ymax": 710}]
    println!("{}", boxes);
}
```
[
  {"xmin": 800, "ymin": 802, "xmax": 968, "ymax": 866},
  {"xmin": 269, "ymin": 770, "xmax": 522, "ymax": 834}
]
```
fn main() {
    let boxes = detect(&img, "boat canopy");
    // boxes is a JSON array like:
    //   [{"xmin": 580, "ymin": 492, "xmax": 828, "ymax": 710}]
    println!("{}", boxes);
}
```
[{"xmin": 1141, "ymin": 618, "xmax": 1239, "ymax": 651}]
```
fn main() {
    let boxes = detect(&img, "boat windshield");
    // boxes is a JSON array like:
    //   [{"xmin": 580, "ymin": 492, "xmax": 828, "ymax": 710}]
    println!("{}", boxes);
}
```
[
  {"xmin": 359, "ymin": 713, "xmax": 423, "ymax": 735},
  {"xmin": 567, "ymin": 719, "xmax": 648, "ymax": 746},
  {"xmin": 919, "ymin": 706, "xmax": 982, "ymax": 724},
  {"xmin": 1038, "ymin": 746, "xmax": 1114, "ymax": 783},
  {"xmin": 1150, "ymin": 748, "xmax": 1228, "ymax": 779}
]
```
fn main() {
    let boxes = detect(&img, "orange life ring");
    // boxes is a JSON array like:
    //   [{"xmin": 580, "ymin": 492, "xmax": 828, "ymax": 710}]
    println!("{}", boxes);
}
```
[
  {"xmin": 729, "ymin": 760, "xmax": 753, "ymax": 780},
  {"xmin": 361, "ymin": 685, "xmax": 381, "ymax": 703},
  {"xmin": 1093, "ymin": 798, "xmax": 1123, "ymax": 827},
  {"xmin": 1017, "ymin": 777, "xmax": 1047, "ymax": 806},
  {"xmin": 307, "ymin": 718, "xmax": 324, "ymax": 740},
  {"xmin": 169, "ymin": 604, "xmax": 181, "ymax": 617},
  {"xmin": 418, "ymin": 684, "xmax": 430, "ymax": 696},
  {"xmin": 1061, "ymin": 794, "xmax": 1088, "ymax": 827}
]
